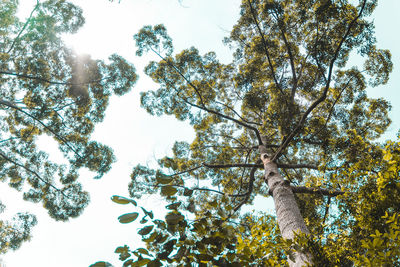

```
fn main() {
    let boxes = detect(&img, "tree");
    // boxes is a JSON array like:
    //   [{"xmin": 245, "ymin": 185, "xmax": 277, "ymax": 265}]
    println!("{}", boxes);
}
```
[
  {"xmin": 103, "ymin": 0, "xmax": 396, "ymax": 266},
  {"xmin": 0, "ymin": 0, "xmax": 137, "ymax": 253}
]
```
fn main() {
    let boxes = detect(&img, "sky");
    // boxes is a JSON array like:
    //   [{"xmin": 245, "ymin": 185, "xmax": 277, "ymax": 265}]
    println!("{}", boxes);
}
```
[{"xmin": 1, "ymin": 0, "xmax": 400, "ymax": 266}]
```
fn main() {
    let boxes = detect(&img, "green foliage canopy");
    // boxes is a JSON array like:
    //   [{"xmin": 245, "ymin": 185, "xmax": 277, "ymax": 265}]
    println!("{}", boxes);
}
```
[
  {"xmin": 0, "ymin": 0, "xmax": 137, "ymax": 253},
  {"xmin": 107, "ymin": 0, "xmax": 399, "ymax": 266}
]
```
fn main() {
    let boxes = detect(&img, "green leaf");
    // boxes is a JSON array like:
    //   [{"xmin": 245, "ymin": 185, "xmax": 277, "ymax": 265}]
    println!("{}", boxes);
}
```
[
  {"xmin": 90, "ymin": 262, "xmax": 112, "ymax": 267},
  {"xmin": 143, "ymin": 232, "xmax": 158, "ymax": 242},
  {"xmin": 383, "ymin": 152, "xmax": 392, "ymax": 161},
  {"xmin": 165, "ymin": 212, "xmax": 184, "ymax": 225},
  {"xmin": 123, "ymin": 259, "xmax": 133, "ymax": 267},
  {"xmin": 115, "ymin": 245, "xmax": 129, "ymax": 253},
  {"xmin": 138, "ymin": 225, "xmax": 154, "ymax": 235},
  {"xmin": 136, "ymin": 248, "xmax": 150, "ymax": 255},
  {"xmin": 118, "ymin": 212, "xmax": 139, "ymax": 224},
  {"xmin": 146, "ymin": 260, "xmax": 162, "ymax": 267},
  {"xmin": 111, "ymin": 195, "xmax": 137, "ymax": 206},
  {"xmin": 161, "ymin": 185, "xmax": 178, "ymax": 196},
  {"xmin": 139, "ymin": 217, "xmax": 148, "ymax": 224},
  {"xmin": 196, "ymin": 254, "xmax": 213, "ymax": 262},
  {"xmin": 156, "ymin": 171, "xmax": 173, "ymax": 184},
  {"xmin": 141, "ymin": 207, "xmax": 154, "ymax": 219},
  {"xmin": 166, "ymin": 202, "xmax": 181, "ymax": 210},
  {"xmin": 136, "ymin": 258, "xmax": 151, "ymax": 266}
]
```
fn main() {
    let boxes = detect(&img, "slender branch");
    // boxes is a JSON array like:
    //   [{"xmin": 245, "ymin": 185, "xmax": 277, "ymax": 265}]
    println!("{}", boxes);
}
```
[
  {"xmin": 290, "ymin": 186, "xmax": 346, "ymax": 197},
  {"xmin": 247, "ymin": 0, "xmax": 282, "ymax": 92},
  {"xmin": 204, "ymin": 162, "xmax": 261, "ymax": 169},
  {"xmin": 215, "ymin": 100, "xmax": 262, "ymax": 126},
  {"xmin": 322, "ymin": 197, "xmax": 331, "ymax": 224},
  {"xmin": 6, "ymin": 0, "xmax": 40, "ymax": 54},
  {"xmin": 0, "ymin": 137, "xmax": 18, "ymax": 144},
  {"xmin": 157, "ymin": 57, "xmax": 263, "ymax": 145},
  {"xmin": 167, "ymin": 165, "xmax": 203, "ymax": 177},
  {"xmin": 279, "ymin": 163, "xmax": 319, "ymax": 170},
  {"xmin": 157, "ymin": 184, "xmax": 248, "ymax": 198},
  {"xmin": 150, "ymin": 48, "xmax": 206, "ymax": 107},
  {"xmin": 0, "ymin": 149, "xmax": 68, "ymax": 197},
  {"xmin": 178, "ymin": 89, "xmax": 263, "ymax": 145},
  {"xmin": 271, "ymin": 0, "xmax": 367, "ymax": 162},
  {"xmin": 0, "ymin": 70, "xmax": 106, "ymax": 86},
  {"xmin": 309, "ymin": 76, "xmax": 353, "ymax": 139},
  {"xmin": 204, "ymin": 162, "xmax": 318, "ymax": 170},
  {"xmin": 163, "ymin": 161, "xmax": 318, "ymax": 182},
  {"xmin": 232, "ymin": 159, "xmax": 261, "ymax": 213},
  {"xmin": 276, "ymin": 16, "xmax": 298, "ymax": 100},
  {"xmin": 0, "ymin": 99, "xmax": 82, "ymax": 158}
]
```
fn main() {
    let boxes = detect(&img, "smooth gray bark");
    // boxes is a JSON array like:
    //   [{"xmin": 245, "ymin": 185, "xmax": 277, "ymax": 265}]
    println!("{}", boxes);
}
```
[{"xmin": 260, "ymin": 149, "xmax": 312, "ymax": 267}]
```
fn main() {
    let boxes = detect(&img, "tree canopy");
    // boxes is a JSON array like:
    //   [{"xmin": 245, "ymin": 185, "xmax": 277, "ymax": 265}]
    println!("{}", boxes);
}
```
[
  {"xmin": 0, "ymin": 0, "xmax": 136, "ymax": 253},
  {"xmin": 103, "ymin": 0, "xmax": 400, "ymax": 266}
]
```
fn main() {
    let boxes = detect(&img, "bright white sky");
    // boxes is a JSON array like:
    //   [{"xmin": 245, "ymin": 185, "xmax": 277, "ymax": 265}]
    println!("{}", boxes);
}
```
[{"xmin": 1, "ymin": 0, "xmax": 400, "ymax": 266}]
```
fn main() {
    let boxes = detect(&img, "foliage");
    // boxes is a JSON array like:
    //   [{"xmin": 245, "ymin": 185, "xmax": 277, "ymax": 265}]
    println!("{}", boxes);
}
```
[
  {"xmin": 101, "ymin": 0, "xmax": 396, "ymax": 266},
  {"xmin": 0, "ymin": 0, "xmax": 137, "ymax": 253}
]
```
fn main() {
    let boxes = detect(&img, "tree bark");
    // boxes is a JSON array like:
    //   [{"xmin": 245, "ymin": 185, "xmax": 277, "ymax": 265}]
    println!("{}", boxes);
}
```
[{"xmin": 260, "ymin": 147, "xmax": 312, "ymax": 266}]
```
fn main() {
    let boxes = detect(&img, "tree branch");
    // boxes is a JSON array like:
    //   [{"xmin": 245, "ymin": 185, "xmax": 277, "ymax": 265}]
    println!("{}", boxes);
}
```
[
  {"xmin": 6, "ymin": 0, "xmax": 40, "ymax": 54},
  {"xmin": 175, "ymin": 87, "xmax": 263, "ymax": 145},
  {"xmin": 232, "ymin": 159, "xmax": 260, "ymax": 213},
  {"xmin": 0, "ymin": 149, "xmax": 68, "ymax": 198},
  {"xmin": 0, "ymin": 70, "xmax": 106, "ymax": 86},
  {"xmin": 204, "ymin": 162, "xmax": 318, "ymax": 170},
  {"xmin": 247, "ymin": 0, "xmax": 282, "ymax": 93},
  {"xmin": 271, "ymin": 0, "xmax": 367, "ymax": 162},
  {"xmin": 275, "ymin": 15, "xmax": 298, "ymax": 100},
  {"xmin": 0, "ymin": 99, "xmax": 82, "ymax": 159},
  {"xmin": 290, "ymin": 186, "xmax": 345, "ymax": 197},
  {"xmin": 322, "ymin": 197, "xmax": 331, "ymax": 224},
  {"xmin": 215, "ymin": 100, "xmax": 262, "ymax": 126}
]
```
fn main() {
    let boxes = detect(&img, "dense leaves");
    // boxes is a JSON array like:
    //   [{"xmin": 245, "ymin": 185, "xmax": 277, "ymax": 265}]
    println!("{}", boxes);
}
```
[
  {"xmin": 107, "ymin": 0, "xmax": 396, "ymax": 266},
  {"xmin": 0, "ymin": 0, "xmax": 137, "ymax": 253}
]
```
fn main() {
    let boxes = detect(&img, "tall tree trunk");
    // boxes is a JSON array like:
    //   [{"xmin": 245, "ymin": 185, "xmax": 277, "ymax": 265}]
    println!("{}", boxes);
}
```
[{"xmin": 260, "ymin": 148, "xmax": 312, "ymax": 266}]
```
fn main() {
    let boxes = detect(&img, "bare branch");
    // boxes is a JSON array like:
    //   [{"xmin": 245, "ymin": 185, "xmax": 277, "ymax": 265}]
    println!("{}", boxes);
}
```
[{"xmin": 156, "ymin": 57, "xmax": 263, "ymax": 145}]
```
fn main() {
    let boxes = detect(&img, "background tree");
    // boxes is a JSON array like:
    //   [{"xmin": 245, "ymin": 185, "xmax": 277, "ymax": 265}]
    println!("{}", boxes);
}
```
[
  {"xmin": 105, "ymin": 0, "xmax": 399, "ymax": 266},
  {"xmin": 0, "ymin": 0, "xmax": 137, "ymax": 253}
]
